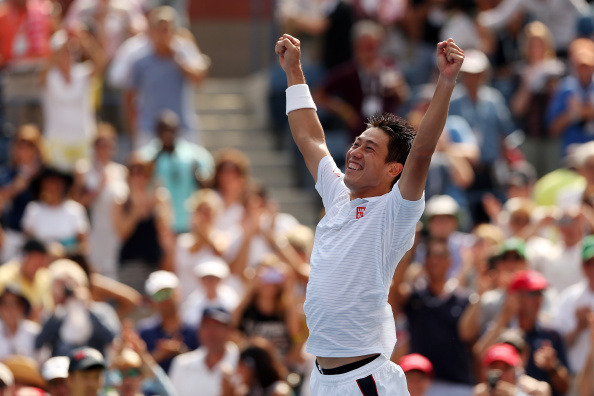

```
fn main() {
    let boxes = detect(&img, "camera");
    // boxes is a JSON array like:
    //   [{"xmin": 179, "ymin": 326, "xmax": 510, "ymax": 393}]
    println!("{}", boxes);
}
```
[{"xmin": 487, "ymin": 369, "xmax": 502, "ymax": 389}]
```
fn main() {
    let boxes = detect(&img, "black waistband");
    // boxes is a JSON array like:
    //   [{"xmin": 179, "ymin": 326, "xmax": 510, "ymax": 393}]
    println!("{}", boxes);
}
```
[{"xmin": 315, "ymin": 354, "xmax": 381, "ymax": 375}]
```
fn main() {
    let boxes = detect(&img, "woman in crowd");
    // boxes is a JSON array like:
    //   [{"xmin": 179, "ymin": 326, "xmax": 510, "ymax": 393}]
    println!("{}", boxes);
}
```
[
  {"xmin": 21, "ymin": 168, "xmax": 89, "ymax": 255},
  {"xmin": 73, "ymin": 123, "xmax": 128, "ymax": 280},
  {"xmin": 0, "ymin": 286, "xmax": 40, "ymax": 360},
  {"xmin": 113, "ymin": 154, "xmax": 172, "ymax": 291},
  {"xmin": 233, "ymin": 255, "xmax": 301, "ymax": 365},
  {"xmin": 0, "ymin": 126, "xmax": 46, "ymax": 261}
]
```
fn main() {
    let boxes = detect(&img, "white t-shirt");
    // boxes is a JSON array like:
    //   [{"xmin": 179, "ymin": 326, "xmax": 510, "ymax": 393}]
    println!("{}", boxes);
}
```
[
  {"xmin": 43, "ymin": 63, "xmax": 95, "ymax": 144},
  {"xmin": 169, "ymin": 342, "xmax": 239, "ymax": 396},
  {"xmin": 553, "ymin": 281, "xmax": 594, "ymax": 373},
  {"xmin": 0, "ymin": 319, "xmax": 40, "ymax": 360},
  {"xmin": 529, "ymin": 239, "xmax": 582, "ymax": 295},
  {"xmin": 22, "ymin": 200, "xmax": 89, "ymax": 246},
  {"xmin": 304, "ymin": 156, "xmax": 425, "ymax": 358}
]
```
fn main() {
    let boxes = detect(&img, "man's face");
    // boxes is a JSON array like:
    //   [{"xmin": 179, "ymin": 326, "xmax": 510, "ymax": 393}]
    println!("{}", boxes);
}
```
[
  {"xmin": 22, "ymin": 252, "xmax": 48, "ymax": 280},
  {"xmin": 117, "ymin": 367, "xmax": 143, "ymax": 396},
  {"xmin": 198, "ymin": 316, "xmax": 229, "ymax": 351},
  {"xmin": 150, "ymin": 20, "xmax": 175, "ymax": 49},
  {"xmin": 344, "ymin": 128, "xmax": 397, "ymax": 195},
  {"xmin": 47, "ymin": 378, "xmax": 69, "ymax": 396},
  {"xmin": 487, "ymin": 361, "xmax": 516, "ymax": 385},
  {"xmin": 425, "ymin": 243, "xmax": 451, "ymax": 282},
  {"xmin": 427, "ymin": 215, "xmax": 457, "ymax": 238},
  {"xmin": 158, "ymin": 127, "xmax": 176, "ymax": 147},
  {"xmin": 517, "ymin": 289, "xmax": 544, "ymax": 321},
  {"xmin": 68, "ymin": 369, "xmax": 103, "ymax": 396},
  {"xmin": 584, "ymin": 258, "xmax": 594, "ymax": 286},
  {"xmin": 405, "ymin": 370, "xmax": 431, "ymax": 396}
]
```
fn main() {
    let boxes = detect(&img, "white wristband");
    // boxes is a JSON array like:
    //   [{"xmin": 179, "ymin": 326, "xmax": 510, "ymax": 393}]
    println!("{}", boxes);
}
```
[{"xmin": 286, "ymin": 84, "xmax": 317, "ymax": 115}]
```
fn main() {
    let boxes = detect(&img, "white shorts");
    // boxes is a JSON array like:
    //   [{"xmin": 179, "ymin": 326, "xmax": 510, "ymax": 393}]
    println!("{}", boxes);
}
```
[{"xmin": 310, "ymin": 355, "xmax": 410, "ymax": 396}]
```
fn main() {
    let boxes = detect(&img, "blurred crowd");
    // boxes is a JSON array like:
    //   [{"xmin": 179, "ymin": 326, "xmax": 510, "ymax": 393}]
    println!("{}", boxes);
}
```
[{"xmin": 2, "ymin": 0, "xmax": 594, "ymax": 395}]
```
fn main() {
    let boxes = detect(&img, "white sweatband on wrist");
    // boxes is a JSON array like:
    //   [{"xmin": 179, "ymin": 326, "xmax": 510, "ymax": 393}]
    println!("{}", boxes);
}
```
[{"xmin": 286, "ymin": 84, "xmax": 317, "ymax": 115}]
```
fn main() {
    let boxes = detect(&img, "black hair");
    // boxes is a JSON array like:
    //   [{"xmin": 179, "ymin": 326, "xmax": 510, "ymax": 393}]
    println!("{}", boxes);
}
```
[
  {"xmin": 239, "ymin": 338, "xmax": 287, "ymax": 390},
  {"xmin": 0, "ymin": 286, "xmax": 31, "ymax": 317},
  {"xmin": 366, "ymin": 113, "xmax": 416, "ymax": 186}
]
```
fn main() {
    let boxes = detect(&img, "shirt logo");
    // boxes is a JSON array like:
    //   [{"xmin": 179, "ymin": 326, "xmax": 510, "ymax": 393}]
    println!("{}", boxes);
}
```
[
  {"xmin": 332, "ymin": 169, "xmax": 341, "ymax": 178},
  {"xmin": 356, "ymin": 206, "xmax": 366, "ymax": 219}
]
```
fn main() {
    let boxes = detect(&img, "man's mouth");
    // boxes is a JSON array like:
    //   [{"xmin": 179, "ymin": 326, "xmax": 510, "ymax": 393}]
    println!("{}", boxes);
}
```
[{"xmin": 347, "ymin": 161, "xmax": 362, "ymax": 171}]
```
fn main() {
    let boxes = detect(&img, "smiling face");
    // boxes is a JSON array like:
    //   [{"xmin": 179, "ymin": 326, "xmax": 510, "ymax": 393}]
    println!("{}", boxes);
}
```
[{"xmin": 344, "ymin": 128, "xmax": 402, "ymax": 198}]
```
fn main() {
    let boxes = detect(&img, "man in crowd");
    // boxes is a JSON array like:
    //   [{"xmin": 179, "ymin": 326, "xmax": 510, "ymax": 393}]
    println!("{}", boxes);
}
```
[
  {"xmin": 41, "ymin": 356, "xmax": 69, "ymax": 396},
  {"xmin": 169, "ymin": 307, "xmax": 238, "ymax": 396},
  {"xmin": 398, "ymin": 353, "xmax": 434, "ymax": 396},
  {"xmin": 67, "ymin": 347, "xmax": 106, "ymax": 396}
]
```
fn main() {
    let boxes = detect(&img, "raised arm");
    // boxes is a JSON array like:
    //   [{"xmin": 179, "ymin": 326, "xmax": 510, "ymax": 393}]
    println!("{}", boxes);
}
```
[
  {"xmin": 399, "ymin": 39, "xmax": 464, "ymax": 200},
  {"xmin": 275, "ymin": 34, "xmax": 330, "ymax": 182}
]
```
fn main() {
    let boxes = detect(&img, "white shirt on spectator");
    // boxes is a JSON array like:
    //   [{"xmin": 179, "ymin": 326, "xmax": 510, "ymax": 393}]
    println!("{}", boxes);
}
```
[
  {"xmin": 553, "ymin": 281, "xmax": 594, "ymax": 373},
  {"xmin": 22, "ymin": 200, "xmax": 89, "ymax": 245},
  {"xmin": 304, "ymin": 156, "xmax": 424, "ymax": 358},
  {"xmin": 43, "ymin": 62, "xmax": 95, "ymax": 144},
  {"xmin": 528, "ymin": 238, "xmax": 582, "ymax": 295},
  {"xmin": 169, "ymin": 342, "xmax": 239, "ymax": 396},
  {"xmin": 0, "ymin": 319, "xmax": 40, "ymax": 360},
  {"xmin": 180, "ymin": 286, "xmax": 240, "ymax": 328}
]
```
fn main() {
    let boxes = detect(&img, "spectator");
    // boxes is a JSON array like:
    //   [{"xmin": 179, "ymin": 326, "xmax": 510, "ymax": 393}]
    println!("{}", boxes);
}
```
[
  {"xmin": 315, "ymin": 20, "xmax": 408, "ymax": 142},
  {"xmin": 472, "ymin": 343, "xmax": 550, "ymax": 396},
  {"xmin": 576, "ymin": 313, "xmax": 594, "ymax": 396},
  {"xmin": 0, "ymin": 0, "xmax": 52, "ymax": 67},
  {"xmin": 66, "ymin": 347, "xmax": 106, "ymax": 396},
  {"xmin": 169, "ymin": 307, "xmax": 239, "ymax": 396},
  {"xmin": 113, "ymin": 154, "xmax": 172, "ymax": 290},
  {"xmin": 511, "ymin": 22, "xmax": 565, "ymax": 176},
  {"xmin": 36, "ymin": 259, "xmax": 118, "ymax": 357},
  {"xmin": 212, "ymin": 148, "xmax": 250, "ymax": 232},
  {"xmin": 110, "ymin": 321, "xmax": 176, "ymax": 396},
  {"xmin": 72, "ymin": 123, "xmax": 128, "ymax": 280},
  {"xmin": 137, "ymin": 270, "xmax": 198, "ymax": 373},
  {"xmin": 0, "ymin": 239, "xmax": 51, "ymax": 317},
  {"xmin": 449, "ymin": 49, "xmax": 516, "ymax": 224},
  {"xmin": 40, "ymin": 29, "xmax": 106, "ymax": 171},
  {"xmin": 2, "ymin": 355, "xmax": 45, "ymax": 390},
  {"xmin": 64, "ymin": 0, "xmax": 147, "ymax": 59},
  {"xmin": 475, "ymin": 270, "xmax": 570, "ymax": 396},
  {"xmin": 398, "ymin": 353, "xmax": 434, "ymax": 396},
  {"xmin": 548, "ymin": 38, "xmax": 594, "ymax": 157},
  {"xmin": 172, "ymin": 188, "xmax": 236, "ymax": 298},
  {"xmin": 181, "ymin": 258, "xmax": 240, "ymax": 328},
  {"xmin": 0, "ymin": 285, "xmax": 39, "ymax": 360},
  {"xmin": 477, "ymin": 0, "xmax": 588, "ymax": 55},
  {"xmin": 222, "ymin": 337, "xmax": 292, "ymax": 396},
  {"xmin": 40, "ymin": 356, "xmax": 69, "ymax": 396},
  {"xmin": 0, "ymin": 125, "xmax": 45, "ymax": 262},
  {"xmin": 126, "ymin": 6, "xmax": 209, "ymax": 148},
  {"xmin": 0, "ymin": 362, "xmax": 14, "ymax": 396},
  {"xmin": 233, "ymin": 256, "xmax": 301, "ymax": 364},
  {"xmin": 139, "ymin": 110, "xmax": 214, "ymax": 234},
  {"xmin": 553, "ymin": 235, "xmax": 594, "ymax": 374},
  {"xmin": 21, "ymin": 167, "xmax": 89, "ymax": 255},
  {"xmin": 392, "ymin": 238, "xmax": 474, "ymax": 395}
]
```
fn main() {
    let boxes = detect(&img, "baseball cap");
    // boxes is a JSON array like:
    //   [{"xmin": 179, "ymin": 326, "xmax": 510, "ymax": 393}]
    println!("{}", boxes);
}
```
[
  {"xmin": 145, "ymin": 270, "xmax": 179, "ymax": 297},
  {"xmin": 21, "ymin": 239, "xmax": 47, "ymax": 255},
  {"xmin": 41, "ymin": 357, "xmax": 69, "ymax": 381},
  {"xmin": 0, "ymin": 362, "xmax": 14, "ymax": 387},
  {"xmin": 194, "ymin": 258, "xmax": 230, "ymax": 279},
  {"xmin": 202, "ymin": 307, "xmax": 232, "ymax": 325},
  {"xmin": 460, "ymin": 49, "xmax": 490, "ymax": 74},
  {"xmin": 425, "ymin": 195, "xmax": 459, "ymax": 218},
  {"xmin": 483, "ymin": 343, "xmax": 521, "ymax": 367},
  {"xmin": 68, "ymin": 347, "xmax": 106, "ymax": 373},
  {"xmin": 499, "ymin": 238, "xmax": 526, "ymax": 260},
  {"xmin": 508, "ymin": 269, "xmax": 548, "ymax": 293},
  {"xmin": 582, "ymin": 235, "xmax": 594, "ymax": 262},
  {"xmin": 398, "ymin": 354, "xmax": 434, "ymax": 376}
]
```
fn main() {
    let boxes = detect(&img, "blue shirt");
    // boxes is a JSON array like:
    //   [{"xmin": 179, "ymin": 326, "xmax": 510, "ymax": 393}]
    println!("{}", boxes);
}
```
[
  {"xmin": 131, "ymin": 53, "xmax": 196, "ymax": 135},
  {"xmin": 140, "ymin": 138, "xmax": 214, "ymax": 233},
  {"xmin": 137, "ymin": 315, "xmax": 199, "ymax": 373},
  {"xmin": 546, "ymin": 75, "xmax": 594, "ymax": 155},
  {"xmin": 449, "ymin": 85, "xmax": 515, "ymax": 164}
]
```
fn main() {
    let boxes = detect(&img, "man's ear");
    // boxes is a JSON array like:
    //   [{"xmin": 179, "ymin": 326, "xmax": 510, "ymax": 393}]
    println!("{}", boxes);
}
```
[{"xmin": 388, "ymin": 162, "xmax": 404, "ymax": 178}]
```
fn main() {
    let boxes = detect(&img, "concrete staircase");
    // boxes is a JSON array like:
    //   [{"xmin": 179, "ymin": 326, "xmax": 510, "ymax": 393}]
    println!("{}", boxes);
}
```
[{"xmin": 195, "ymin": 75, "xmax": 320, "ymax": 228}]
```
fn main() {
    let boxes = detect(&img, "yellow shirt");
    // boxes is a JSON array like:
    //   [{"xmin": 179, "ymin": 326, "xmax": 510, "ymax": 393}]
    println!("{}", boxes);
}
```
[{"xmin": 0, "ymin": 260, "xmax": 52, "ymax": 312}]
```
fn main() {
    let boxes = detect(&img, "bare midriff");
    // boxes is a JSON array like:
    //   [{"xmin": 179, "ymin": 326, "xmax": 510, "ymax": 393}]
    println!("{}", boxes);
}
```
[{"xmin": 316, "ymin": 354, "xmax": 378, "ymax": 369}]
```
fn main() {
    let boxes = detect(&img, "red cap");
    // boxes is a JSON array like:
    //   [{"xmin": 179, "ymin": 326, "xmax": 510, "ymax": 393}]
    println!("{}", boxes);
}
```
[
  {"xmin": 483, "ymin": 343, "xmax": 521, "ymax": 367},
  {"xmin": 508, "ymin": 269, "xmax": 548, "ymax": 293},
  {"xmin": 398, "ymin": 353, "xmax": 434, "ymax": 376}
]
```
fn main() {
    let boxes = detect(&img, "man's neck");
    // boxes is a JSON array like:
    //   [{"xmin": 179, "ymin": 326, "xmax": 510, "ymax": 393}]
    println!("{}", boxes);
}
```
[
  {"xmin": 349, "ymin": 186, "xmax": 390, "ymax": 201},
  {"xmin": 205, "ymin": 347, "xmax": 225, "ymax": 370}
]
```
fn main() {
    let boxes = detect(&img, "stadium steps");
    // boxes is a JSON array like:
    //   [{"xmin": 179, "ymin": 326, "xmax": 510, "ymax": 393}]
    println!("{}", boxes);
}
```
[{"xmin": 195, "ymin": 76, "xmax": 320, "ymax": 228}]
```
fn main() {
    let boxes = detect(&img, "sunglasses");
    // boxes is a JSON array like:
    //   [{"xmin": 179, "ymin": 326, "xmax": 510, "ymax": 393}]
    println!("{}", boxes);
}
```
[
  {"xmin": 118, "ymin": 368, "xmax": 142, "ymax": 379},
  {"xmin": 151, "ymin": 288, "xmax": 174, "ymax": 302}
]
